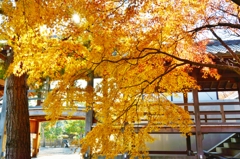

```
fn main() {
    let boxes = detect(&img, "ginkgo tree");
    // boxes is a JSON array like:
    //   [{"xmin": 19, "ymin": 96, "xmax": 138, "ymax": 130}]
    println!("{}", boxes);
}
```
[{"xmin": 0, "ymin": 0, "xmax": 239, "ymax": 159}]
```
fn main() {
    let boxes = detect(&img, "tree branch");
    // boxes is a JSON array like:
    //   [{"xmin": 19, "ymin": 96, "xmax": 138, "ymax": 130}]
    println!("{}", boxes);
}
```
[
  {"xmin": 209, "ymin": 28, "xmax": 240, "ymax": 64},
  {"xmin": 153, "ymin": 49, "xmax": 240, "ymax": 75},
  {"xmin": 189, "ymin": 23, "xmax": 240, "ymax": 33},
  {"xmin": 0, "ymin": 9, "xmax": 4, "ymax": 15},
  {"xmin": 94, "ymin": 48, "xmax": 240, "ymax": 75}
]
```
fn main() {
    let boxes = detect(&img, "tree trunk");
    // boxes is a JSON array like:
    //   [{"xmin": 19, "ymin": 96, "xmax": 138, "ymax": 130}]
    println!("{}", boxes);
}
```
[{"xmin": 5, "ymin": 73, "xmax": 31, "ymax": 159}]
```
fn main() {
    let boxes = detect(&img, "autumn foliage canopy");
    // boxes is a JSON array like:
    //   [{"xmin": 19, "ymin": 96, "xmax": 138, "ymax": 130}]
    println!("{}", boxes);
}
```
[{"xmin": 0, "ymin": 0, "xmax": 238, "ymax": 158}]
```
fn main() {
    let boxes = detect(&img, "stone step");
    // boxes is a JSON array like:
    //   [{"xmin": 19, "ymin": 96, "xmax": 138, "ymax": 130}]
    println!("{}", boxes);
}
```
[
  {"xmin": 216, "ymin": 147, "xmax": 240, "ymax": 156},
  {"xmin": 231, "ymin": 137, "xmax": 240, "ymax": 143},
  {"xmin": 224, "ymin": 142, "xmax": 240, "ymax": 149}
]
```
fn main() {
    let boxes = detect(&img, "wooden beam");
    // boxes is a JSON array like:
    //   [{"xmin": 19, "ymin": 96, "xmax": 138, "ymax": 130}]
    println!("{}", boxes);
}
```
[
  {"xmin": 175, "ymin": 101, "xmax": 240, "ymax": 106},
  {"xmin": 200, "ymin": 124, "xmax": 240, "ymax": 133},
  {"xmin": 145, "ymin": 124, "xmax": 240, "ymax": 133},
  {"xmin": 149, "ymin": 151, "xmax": 187, "ymax": 155},
  {"xmin": 199, "ymin": 88, "xmax": 238, "ymax": 92},
  {"xmin": 29, "ymin": 116, "xmax": 85, "ymax": 121},
  {"xmin": 199, "ymin": 110, "xmax": 240, "ymax": 115},
  {"xmin": 201, "ymin": 117, "xmax": 240, "ymax": 121}
]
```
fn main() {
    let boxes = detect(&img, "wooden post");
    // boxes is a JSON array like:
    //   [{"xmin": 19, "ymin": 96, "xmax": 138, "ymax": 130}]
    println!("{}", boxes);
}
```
[
  {"xmin": 204, "ymin": 115, "xmax": 207, "ymax": 123},
  {"xmin": 220, "ymin": 105, "xmax": 226, "ymax": 122},
  {"xmin": 85, "ymin": 71, "xmax": 94, "ymax": 158},
  {"xmin": 35, "ymin": 121, "xmax": 41, "ymax": 157},
  {"xmin": 193, "ymin": 88, "xmax": 204, "ymax": 159},
  {"xmin": 85, "ymin": 71, "xmax": 94, "ymax": 135},
  {"xmin": 184, "ymin": 94, "xmax": 188, "ymax": 112},
  {"xmin": 184, "ymin": 94, "xmax": 192, "ymax": 155},
  {"xmin": 30, "ymin": 120, "xmax": 41, "ymax": 157}
]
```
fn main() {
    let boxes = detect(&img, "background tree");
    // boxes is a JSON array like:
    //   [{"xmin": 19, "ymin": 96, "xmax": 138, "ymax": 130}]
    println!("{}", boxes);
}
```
[
  {"xmin": 0, "ymin": 0, "xmax": 240, "ymax": 159},
  {"xmin": 42, "ymin": 121, "xmax": 64, "ymax": 147},
  {"xmin": 41, "ymin": 120, "xmax": 85, "ymax": 147},
  {"xmin": 64, "ymin": 120, "xmax": 85, "ymax": 139}
]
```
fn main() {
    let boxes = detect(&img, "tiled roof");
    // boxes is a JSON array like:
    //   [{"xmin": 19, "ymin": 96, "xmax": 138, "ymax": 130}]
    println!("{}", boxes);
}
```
[{"xmin": 206, "ymin": 39, "xmax": 240, "ymax": 54}]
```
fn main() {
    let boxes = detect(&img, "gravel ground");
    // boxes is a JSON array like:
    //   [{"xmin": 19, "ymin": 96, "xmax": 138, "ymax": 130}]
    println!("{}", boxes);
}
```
[{"xmin": 32, "ymin": 147, "xmax": 82, "ymax": 159}]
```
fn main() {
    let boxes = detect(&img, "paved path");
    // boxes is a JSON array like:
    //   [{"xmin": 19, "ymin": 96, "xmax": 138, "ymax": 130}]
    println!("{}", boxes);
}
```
[{"xmin": 32, "ymin": 147, "xmax": 82, "ymax": 159}]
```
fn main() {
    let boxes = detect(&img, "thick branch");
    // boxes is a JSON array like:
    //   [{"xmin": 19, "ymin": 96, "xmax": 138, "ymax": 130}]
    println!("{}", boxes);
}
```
[
  {"xmin": 210, "ymin": 29, "xmax": 240, "ymax": 64},
  {"xmin": 153, "ymin": 49, "xmax": 240, "ymax": 75},
  {"xmin": 95, "ymin": 49, "xmax": 240, "ymax": 75},
  {"xmin": 189, "ymin": 23, "xmax": 240, "ymax": 33}
]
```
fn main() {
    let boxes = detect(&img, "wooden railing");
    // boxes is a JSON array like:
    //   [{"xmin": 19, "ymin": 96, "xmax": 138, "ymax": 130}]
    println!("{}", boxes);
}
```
[
  {"xmin": 27, "ymin": 88, "xmax": 240, "ymax": 131},
  {"xmin": 175, "ymin": 100, "xmax": 240, "ymax": 124},
  {"xmin": 125, "ymin": 100, "xmax": 240, "ymax": 133}
]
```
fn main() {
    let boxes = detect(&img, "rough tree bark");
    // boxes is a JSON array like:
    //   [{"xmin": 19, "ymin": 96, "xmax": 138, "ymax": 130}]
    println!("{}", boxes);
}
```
[{"xmin": 5, "ymin": 50, "xmax": 31, "ymax": 159}]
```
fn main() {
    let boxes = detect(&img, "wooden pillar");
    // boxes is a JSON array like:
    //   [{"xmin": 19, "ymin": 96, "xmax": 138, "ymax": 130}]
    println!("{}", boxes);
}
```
[
  {"xmin": 30, "ymin": 120, "xmax": 41, "ymax": 157},
  {"xmin": 85, "ymin": 71, "xmax": 94, "ymax": 158},
  {"xmin": 85, "ymin": 71, "xmax": 94, "ymax": 135},
  {"xmin": 186, "ymin": 134, "xmax": 191, "ymax": 155},
  {"xmin": 184, "ymin": 94, "xmax": 188, "ymax": 112},
  {"xmin": 35, "ymin": 121, "xmax": 41, "ymax": 157},
  {"xmin": 193, "ymin": 88, "xmax": 204, "ymax": 159},
  {"xmin": 184, "ymin": 94, "xmax": 192, "ymax": 154}
]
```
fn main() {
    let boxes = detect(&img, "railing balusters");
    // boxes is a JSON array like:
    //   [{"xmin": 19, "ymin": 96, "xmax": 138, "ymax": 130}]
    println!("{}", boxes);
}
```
[
  {"xmin": 220, "ymin": 104, "xmax": 226, "ymax": 122},
  {"xmin": 204, "ymin": 115, "xmax": 208, "ymax": 123}
]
